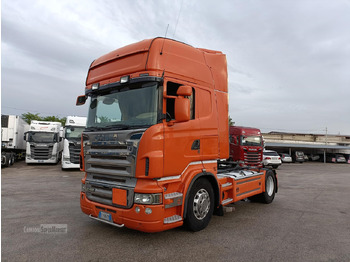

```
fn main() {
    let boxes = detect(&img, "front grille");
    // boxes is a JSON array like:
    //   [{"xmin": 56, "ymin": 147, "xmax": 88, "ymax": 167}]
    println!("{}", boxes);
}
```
[
  {"xmin": 69, "ymin": 144, "xmax": 81, "ymax": 164},
  {"xmin": 83, "ymin": 130, "xmax": 145, "ymax": 208},
  {"xmin": 244, "ymin": 152, "xmax": 261, "ymax": 165},
  {"xmin": 85, "ymin": 173, "xmax": 136, "ymax": 209},
  {"xmin": 84, "ymin": 134, "xmax": 138, "ymax": 177},
  {"xmin": 31, "ymin": 145, "xmax": 53, "ymax": 160}
]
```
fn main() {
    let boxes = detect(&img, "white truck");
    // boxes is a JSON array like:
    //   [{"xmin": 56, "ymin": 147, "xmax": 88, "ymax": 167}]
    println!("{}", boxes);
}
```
[
  {"xmin": 1, "ymin": 115, "xmax": 29, "ymax": 167},
  {"xmin": 61, "ymin": 116, "xmax": 86, "ymax": 169},
  {"xmin": 25, "ymin": 121, "xmax": 63, "ymax": 164}
]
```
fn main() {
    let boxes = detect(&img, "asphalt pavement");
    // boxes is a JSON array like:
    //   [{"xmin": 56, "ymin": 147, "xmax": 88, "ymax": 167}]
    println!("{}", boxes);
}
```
[{"xmin": 1, "ymin": 161, "xmax": 350, "ymax": 261}]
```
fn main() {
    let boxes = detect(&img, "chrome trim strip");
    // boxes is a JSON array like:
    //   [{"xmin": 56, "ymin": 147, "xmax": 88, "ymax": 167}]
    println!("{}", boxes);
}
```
[
  {"xmin": 157, "ymin": 159, "xmax": 218, "ymax": 182},
  {"xmin": 157, "ymin": 175, "xmax": 181, "ymax": 182},
  {"xmin": 202, "ymin": 160, "xmax": 218, "ymax": 164},
  {"xmin": 89, "ymin": 215, "xmax": 124, "ymax": 228},
  {"xmin": 180, "ymin": 161, "xmax": 202, "ymax": 175}
]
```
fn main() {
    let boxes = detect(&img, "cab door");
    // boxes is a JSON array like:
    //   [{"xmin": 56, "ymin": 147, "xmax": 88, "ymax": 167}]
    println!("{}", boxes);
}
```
[{"xmin": 163, "ymin": 81, "xmax": 202, "ymax": 177}]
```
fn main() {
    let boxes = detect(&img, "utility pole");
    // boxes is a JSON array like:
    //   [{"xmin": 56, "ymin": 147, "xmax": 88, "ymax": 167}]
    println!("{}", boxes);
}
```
[{"xmin": 324, "ymin": 127, "xmax": 328, "ymax": 163}]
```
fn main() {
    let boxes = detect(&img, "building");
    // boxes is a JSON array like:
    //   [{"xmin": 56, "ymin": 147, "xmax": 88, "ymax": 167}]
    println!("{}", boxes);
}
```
[{"xmin": 263, "ymin": 132, "xmax": 350, "ymax": 160}]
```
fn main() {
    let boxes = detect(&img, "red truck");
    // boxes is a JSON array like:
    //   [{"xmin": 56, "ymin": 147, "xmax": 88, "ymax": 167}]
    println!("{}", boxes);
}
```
[
  {"xmin": 229, "ymin": 126, "xmax": 263, "ymax": 168},
  {"xmin": 76, "ymin": 38, "xmax": 278, "ymax": 232}
]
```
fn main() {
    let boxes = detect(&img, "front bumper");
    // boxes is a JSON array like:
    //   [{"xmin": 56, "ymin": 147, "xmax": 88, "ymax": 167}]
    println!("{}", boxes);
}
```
[
  {"xmin": 80, "ymin": 192, "xmax": 183, "ymax": 233},
  {"xmin": 25, "ymin": 158, "xmax": 58, "ymax": 164},
  {"xmin": 62, "ymin": 161, "xmax": 80, "ymax": 169},
  {"xmin": 263, "ymin": 161, "xmax": 281, "ymax": 166}
]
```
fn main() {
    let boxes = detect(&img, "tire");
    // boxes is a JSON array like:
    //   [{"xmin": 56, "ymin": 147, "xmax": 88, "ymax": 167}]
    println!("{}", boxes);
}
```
[
  {"xmin": 4, "ymin": 154, "xmax": 11, "ymax": 167},
  {"xmin": 249, "ymin": 170, "xmax": 276, "ymax": 204},
  {"xmin": 10, "ymin": 154, "xmax": 15, "ymax": 166},
  {"xmin": 184, "ymin": 178, "xmax": 214, "ymax": 232},
  {"xmin": 272, "ymin": 165, "xmax": 278, "ymax": 169}
]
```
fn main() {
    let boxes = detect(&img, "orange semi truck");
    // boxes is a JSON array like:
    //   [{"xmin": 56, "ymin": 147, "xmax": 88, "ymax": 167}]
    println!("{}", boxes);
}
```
[{"xmin": 76, "ymin": 38, "xmax": 277, "ymax": 232}]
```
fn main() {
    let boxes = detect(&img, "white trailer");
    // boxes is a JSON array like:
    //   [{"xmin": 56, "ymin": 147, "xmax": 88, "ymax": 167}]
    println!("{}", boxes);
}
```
[
  {"xmin": 1, "ymin": 115, "xmax": 29, "ymax": 167},
  {"xmin": 25, "ymin": 121, "xmax": 63, "ymax": 164},
  {"xmin": 62, "ymin": 116, "xmax": 86, "ymax": 169}
]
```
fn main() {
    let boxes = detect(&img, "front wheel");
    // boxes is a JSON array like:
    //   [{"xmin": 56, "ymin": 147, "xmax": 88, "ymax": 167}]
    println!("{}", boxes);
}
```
[{"xmin": 184, "ymin": 178, "xmax": 214, "ymax": 232}]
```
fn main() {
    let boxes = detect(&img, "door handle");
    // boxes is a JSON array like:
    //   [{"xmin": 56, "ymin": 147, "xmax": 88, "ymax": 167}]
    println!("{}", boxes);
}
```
[{"xmin": 191, "ymin": 139, "xmax": 200, "ymax": 150}]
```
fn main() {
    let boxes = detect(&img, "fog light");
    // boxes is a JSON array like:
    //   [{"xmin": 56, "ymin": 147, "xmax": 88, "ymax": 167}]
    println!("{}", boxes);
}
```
[
  {"xmin": 145, "ymin": 208, "xmax": 152, "ymax": 215},
  {"xmin": 135, "ymin": 207, "xmax": 140, "ymax": 213}
]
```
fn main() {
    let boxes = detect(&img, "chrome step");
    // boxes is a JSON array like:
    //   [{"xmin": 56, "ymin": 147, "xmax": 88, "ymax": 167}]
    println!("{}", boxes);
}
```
[
  {"xmin": 164, "ymin": 192, "xmax": 183, "ymax": 199},
  {"xmin": 164, "ymin": 192, "xmax": 183, "ymax": 208},
  {"xmin": 164, "ymin": 215, "xmax": 182, "ymax": 224},
  {"xmin": 222, "ymin": 198, "xmax": 234, "ymax": 205},
  {"xmin": 221, "ymin": 182, "xmax": 232, "ymax": 188}
]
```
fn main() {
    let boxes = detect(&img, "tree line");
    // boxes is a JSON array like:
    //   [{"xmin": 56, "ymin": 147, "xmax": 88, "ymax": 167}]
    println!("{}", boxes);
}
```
[
  {"xmin": 21, "ymin": 112, "xmax": 66, "ymax": 126},
  {"xmin": 21, "ymin": 112, "xmax": 234, "ymax": 127}
]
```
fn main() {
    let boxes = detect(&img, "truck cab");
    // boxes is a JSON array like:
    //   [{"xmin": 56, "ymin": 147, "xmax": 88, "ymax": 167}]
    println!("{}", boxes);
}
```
[
  {"xmin": 76, "ymin": 38, "xmax": 277, "ymax": 233},
  {"xmin": 62, "ymin": 116, "xmax": 87, "ymax": 169},
  {"xmin": 25, "ymin": 121, "xmax": 63, "ymax": 164},
  {"xmin": 229, "ymin": 126, "xmax": 263, "ymax": 168}
]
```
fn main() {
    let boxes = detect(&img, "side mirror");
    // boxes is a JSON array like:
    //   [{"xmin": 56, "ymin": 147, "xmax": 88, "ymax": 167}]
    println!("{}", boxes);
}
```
[
  {"xmin": 76, "ymin": 95, "xmax": 87, "ymax": 106},
  {"xmin": 23, "ymin": 132, "xmax": 27, "ymax": 141},
  {"xmin": 174, "ymin": 85, "xmax": 192, "ymax": 122},
  {"xmin": 177, "ymin": 85, "xmax": 192, "ymax": 96},
  {"xmin": 175, "ymin": 97, "xmax": 190, "ymax": 122}
]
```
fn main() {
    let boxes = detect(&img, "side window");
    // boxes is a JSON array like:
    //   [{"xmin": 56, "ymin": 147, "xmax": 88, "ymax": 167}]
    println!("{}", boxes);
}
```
[{"xmin": 166, "ymin": 82, "xmax": 195, "ymax": 120}]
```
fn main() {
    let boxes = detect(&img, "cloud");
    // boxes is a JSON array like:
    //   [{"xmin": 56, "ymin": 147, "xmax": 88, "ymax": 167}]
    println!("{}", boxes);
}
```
[{"xmin": 1, "ymin": 0, "xmax": 350, "ymax": 135}]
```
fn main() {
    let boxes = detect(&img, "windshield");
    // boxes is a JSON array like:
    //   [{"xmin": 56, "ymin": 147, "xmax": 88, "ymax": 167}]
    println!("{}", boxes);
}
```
[
  {"xmin": 86, "ymin": 82, "xmax": 160, "ymax": 129},
  {"xmin": 240, "ymin": 136, "xmax": 262, "ymax": 146},
  {"xmin": 65, "ymin": 126, "xmax": 85, "ymax": 140},
  {"xmin": 28, "ymin": 132, "xmax": 57, "ymax": 143}
]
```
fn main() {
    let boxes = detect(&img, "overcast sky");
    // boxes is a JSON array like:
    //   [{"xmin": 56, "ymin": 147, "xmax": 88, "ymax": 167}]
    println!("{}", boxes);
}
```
[{"xmin": 2, "ymin": 0, "xmax": 350, "ymax": 135}]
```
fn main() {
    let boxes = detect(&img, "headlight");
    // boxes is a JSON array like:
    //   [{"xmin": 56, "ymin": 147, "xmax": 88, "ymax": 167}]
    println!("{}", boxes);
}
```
[{"xmin": 134, "ymin": 193, "xmax": 162, "ymax": 205}]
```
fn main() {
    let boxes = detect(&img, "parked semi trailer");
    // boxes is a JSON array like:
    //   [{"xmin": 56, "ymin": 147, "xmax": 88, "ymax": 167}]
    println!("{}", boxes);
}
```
[
  {"xmin": 25, "ymin": 121, "xmax": 63, "ymax": 164},
  {"xmin": 76, "ymin": 38, "xmax": 278, "ymax": 232},
  {"xmin": 1, "ymin": 115, "xmax": 29, "ymax": 167},
  {"xmin": 62, "ymin": 116, "xmax": 87, "ymax": 169}
]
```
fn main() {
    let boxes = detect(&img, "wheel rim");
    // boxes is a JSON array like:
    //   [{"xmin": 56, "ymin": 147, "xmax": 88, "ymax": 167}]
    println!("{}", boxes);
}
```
[
  {"xmin": 193, "ymin": 189, "xmax": 210, "ymax": 220},
  {"xmin": 266, "ymin": 176, "xmax": 274, "ymax": 196}
]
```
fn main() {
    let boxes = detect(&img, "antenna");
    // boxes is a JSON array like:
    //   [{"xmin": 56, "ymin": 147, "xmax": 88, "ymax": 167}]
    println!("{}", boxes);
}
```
[
  {"xmin": 160, "ymin": 24, "xmax": 169, "ymax": 55},
  {"xmin": 173, "ymin": 0, "xmax": 184, "ymax": 38}
]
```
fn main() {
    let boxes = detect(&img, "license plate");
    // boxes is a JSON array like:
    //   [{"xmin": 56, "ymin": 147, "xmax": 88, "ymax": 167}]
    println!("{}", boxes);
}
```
[
  {"xmin": 38, "ymin": 160, "xmax": 44, "ymax": 163},
  {"xmin": 98, "ymin": 211, "xmax": 112, "ymax": 222}
]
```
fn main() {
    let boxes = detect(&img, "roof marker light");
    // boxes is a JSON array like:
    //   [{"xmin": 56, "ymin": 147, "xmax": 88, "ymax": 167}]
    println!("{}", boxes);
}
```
[
  {"xmin": 92, "ymin": 83, "xmax": 99, "ymax": 90},
  {"xmin": 120, "ymin": 75, "xmax": 130, "ymax": 84}
]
